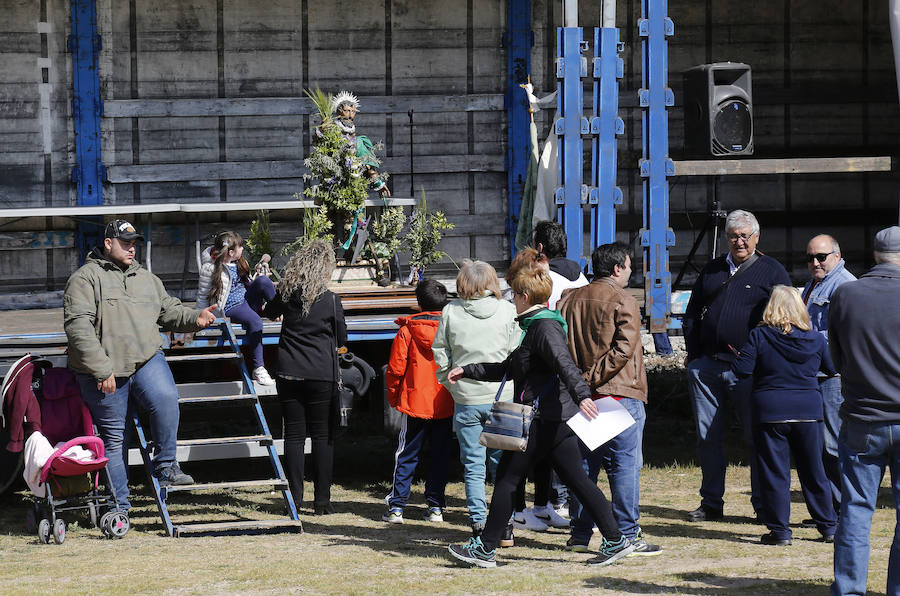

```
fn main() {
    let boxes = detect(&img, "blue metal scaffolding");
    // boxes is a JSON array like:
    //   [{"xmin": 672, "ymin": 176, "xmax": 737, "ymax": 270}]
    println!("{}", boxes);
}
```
[
  {"xmin": 638, "ymin": 0, "xmax": 675, "ymax": 332},
  {"xmin": 505, "ymin": 0, "xmax": 533, "ymax": 256},
  {"xmin": 70, "ymin": 0, "xmax": 104, "ymax": 259}
]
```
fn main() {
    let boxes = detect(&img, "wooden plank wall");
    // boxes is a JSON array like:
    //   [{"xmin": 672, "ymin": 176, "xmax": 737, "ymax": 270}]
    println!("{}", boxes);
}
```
[
  {"xmin": 94, "ymin": 0, "xmax": 509, "ymax": 289},
  {"xmin": 1, "ymin": 0, "xmax": 898, "ymax": 294},
  {"xmin": 0, "ymin": 0, "xmax": 79, "ymax": 290}
]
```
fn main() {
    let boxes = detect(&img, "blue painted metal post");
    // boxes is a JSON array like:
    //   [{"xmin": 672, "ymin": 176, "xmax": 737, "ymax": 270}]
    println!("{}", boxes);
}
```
[
  {"xmin": 638, "ymin": 0, "xmax": 675, "ymax": 332},
  {"xmin": 505, "ymin": 0, "xmax": 532, "ymax": 257},
  {"xmin": 590, "ymin": 26, "xmax": 624, "ymax": 255},
  {"xmin": 70, "ymin": 0, "xmax": 104, "ymax": 260},
  {"xmin": 556, "ymin": 26, "xmax": 588, "ymax": 265}
]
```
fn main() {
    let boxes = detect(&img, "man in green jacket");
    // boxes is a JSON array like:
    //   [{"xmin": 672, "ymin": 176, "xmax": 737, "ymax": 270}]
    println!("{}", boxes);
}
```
[{"xmin": 64, "ymin": 220, "xmax": 217, "ymax": 511}]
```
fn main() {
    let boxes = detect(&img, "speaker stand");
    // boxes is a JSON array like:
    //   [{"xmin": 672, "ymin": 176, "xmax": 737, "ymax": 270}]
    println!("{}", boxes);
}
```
[{"xmin": 673, "ymin": 199, "xmax": 727, "ymax": 289}]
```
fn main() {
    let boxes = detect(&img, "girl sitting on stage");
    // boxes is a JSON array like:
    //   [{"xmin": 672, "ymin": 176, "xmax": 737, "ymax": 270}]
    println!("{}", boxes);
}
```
[{"xmin": 197, "ymin": 231, "xmax": 276, "ymax": 385}]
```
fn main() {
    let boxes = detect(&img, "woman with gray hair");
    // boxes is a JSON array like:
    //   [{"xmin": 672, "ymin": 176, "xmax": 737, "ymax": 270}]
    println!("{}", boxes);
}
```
[
  {"xmin": 263, "ymin": 239, "xmax": 347, "ymax": 515},
  {"xmin": 432, "ymin": 260, "xmax": 519, "ymax": 538}
]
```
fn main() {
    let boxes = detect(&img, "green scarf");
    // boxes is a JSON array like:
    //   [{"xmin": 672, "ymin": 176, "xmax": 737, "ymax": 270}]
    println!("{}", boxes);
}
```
[{"xmin": 519, "ymin": 308, "xmax": 568, "ymax": 343}]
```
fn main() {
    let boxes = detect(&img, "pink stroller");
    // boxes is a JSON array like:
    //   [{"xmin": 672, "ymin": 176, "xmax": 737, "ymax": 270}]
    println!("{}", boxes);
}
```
[{"xmin": 1, "ymin": 354, "xmax": 130, "ymax": 543}]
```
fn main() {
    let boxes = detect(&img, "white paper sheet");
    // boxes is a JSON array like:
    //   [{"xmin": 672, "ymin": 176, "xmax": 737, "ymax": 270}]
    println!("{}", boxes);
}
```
[{"xmin": 566, "ymin": 397, "xmax": 636, "ymax": 451}]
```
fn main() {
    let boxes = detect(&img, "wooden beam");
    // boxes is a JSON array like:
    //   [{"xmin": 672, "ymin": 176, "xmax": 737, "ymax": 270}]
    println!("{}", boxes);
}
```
[
  {"xmin": 106, "ymin": 155, "xmax": 505, "ymax": 183},
  {"xmin": 672, "ymin": 156, "xmax": 893, "ymax": 177},
  {"xmin": 103, "ymin": 94, "xmax": 505, "ymax": 118}
]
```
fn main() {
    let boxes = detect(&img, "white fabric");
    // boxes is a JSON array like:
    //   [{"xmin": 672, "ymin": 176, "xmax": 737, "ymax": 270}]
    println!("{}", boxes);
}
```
[
  {"xmin": 891, "ymin": 0, "xmax": 900, "ymax": 104},
  {"xmin": 196, "ymin": 246, "xmax": 230, "ymax": 316},
  {"xmin": 23, "ymin": 432, "xmax": 54, "ymax": 498},
  {"xmin": 548, "ymin": 270, "xmax": 589, "ymax": 310},
  {"xmin": 23, "ymin": 432, "xmax": 99, "ymax": 498},
  {"xmin": 533, "ymin": 115, "xmax": 559, "ymax": 228}
]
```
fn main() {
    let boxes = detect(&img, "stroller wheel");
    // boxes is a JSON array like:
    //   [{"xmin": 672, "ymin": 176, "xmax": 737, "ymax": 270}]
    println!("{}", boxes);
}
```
[
  {"xmin": 25, "ymin": 505, "xmax": 37, "ymax": 534},
  {"xmin": 107, "ymin": 511, "xmax": 130, "ymax": 539},
  {"xmin": 99, "ymin": 511, "xmax": 113, "ymax": 538},
  {"xmin": 52, "ymin": 519, "xmax": 66, "ymax": 544},
  {"xmin": 37, "ymin": 518, "xmax": 51, "ymax": 544}
]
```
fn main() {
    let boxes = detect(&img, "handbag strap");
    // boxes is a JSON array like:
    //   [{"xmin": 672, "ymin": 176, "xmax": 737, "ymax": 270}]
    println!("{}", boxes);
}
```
[
  {"xmin": 493, "ymin": 373, "xmax": 508, "ymax": 402},
  {"xmin": 331, "ymin": 294, "xmax": 342, "ymax": 388}
]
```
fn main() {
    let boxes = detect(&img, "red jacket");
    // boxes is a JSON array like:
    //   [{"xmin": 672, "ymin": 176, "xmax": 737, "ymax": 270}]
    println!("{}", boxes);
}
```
[{"xmin": 386, "ymin": 312, "xmax": 454, "ymax": 419}]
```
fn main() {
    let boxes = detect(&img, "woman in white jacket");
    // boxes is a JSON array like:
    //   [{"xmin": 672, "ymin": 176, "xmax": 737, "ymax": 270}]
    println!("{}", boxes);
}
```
[{"xmin": 197, "ymin": 231, "xmax": 276, "ymax": 385}]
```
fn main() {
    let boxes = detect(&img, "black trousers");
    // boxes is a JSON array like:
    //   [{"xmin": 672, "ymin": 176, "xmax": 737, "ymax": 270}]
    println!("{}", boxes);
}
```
[
  {"xmin": 481, "ymin": 418, "xmax": 621, "ymax": 550},
  {"xmin": 277, "ymin": 378, "xmax": 335, "ymax": 508}
]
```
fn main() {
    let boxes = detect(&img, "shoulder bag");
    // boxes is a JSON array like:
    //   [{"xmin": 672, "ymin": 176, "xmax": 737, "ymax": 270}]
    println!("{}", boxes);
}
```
[{"xmin": 479, "ymin": 375, "xmax": 557, "ymax": 452}]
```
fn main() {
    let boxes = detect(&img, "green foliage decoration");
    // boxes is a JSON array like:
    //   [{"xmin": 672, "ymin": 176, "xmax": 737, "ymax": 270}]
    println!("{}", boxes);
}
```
[
  {"xmin": 370, "ymin": 206, "xmax": 405, "ymax": 260},
  {"xmin": 406, "ymin": 189, "xmax": 454, "ymax": 274}
]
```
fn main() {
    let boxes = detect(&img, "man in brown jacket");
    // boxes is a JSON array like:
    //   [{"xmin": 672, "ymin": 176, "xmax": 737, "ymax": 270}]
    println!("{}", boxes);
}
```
[{"xmin": 558, "ymin": 242, "xmax": 661, "ymax": 555}]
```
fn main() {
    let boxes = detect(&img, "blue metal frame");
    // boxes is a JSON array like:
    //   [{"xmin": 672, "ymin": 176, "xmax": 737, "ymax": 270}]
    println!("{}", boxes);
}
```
[
  {"xmin": 505, "ymin": 0, "xmax": 533, "ymax": 257},
  {"xmin": 639, "ymin": 0, "xmax": 675, "ymax": 332},
  {"xmin": 590, "ymin": 26, "xmax": 624, "ymax": 257},
  {"xmin": 70, "ymin": 0, "xmax": 104, "ymax": 260},
  {"xmin": 556, "ymin": 26, "xmax": 588, "ymax": 266}
]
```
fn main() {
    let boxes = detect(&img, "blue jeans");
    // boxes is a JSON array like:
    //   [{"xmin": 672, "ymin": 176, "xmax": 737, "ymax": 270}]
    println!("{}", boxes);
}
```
[
  {"xmin": 453, "ymin": 402, "xmax": 500, "ymax": 525},
  {"xmin": 76, "ymin": 351, "xmax": 181, "ymax": 510},
  {"xmin": 831, "ymin": 420, "xmax": 900, "ymax": 596},
  {"xmin": 570, "ymin": 397, "xmax": 646, "ymax": 541},
  {"xmin": 819, "ymin": 376, "xmax": 844, "ymax": 508},
  {"xmin": 687, "ymin": 356, "xmax": 759, "ymax": 512},
  {"xmin": 386, "ymin": 414, "xmax": 453, "ymax": 509}
]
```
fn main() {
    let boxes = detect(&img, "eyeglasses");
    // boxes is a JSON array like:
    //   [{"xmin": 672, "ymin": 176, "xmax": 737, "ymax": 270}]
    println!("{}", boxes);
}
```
[
  {"xmin": 727, "ymin": 232, "xmax": 756, "ymax": 243},
  {"xmin": 806, "ymin": 251, "xmax": 835, "ymax": 263}
]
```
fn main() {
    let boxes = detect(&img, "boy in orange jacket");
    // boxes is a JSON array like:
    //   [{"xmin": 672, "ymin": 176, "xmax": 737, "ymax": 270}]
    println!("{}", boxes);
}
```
[{"xmin": 382, "ymin": 279, "xmax": 454, "ymax": 523}]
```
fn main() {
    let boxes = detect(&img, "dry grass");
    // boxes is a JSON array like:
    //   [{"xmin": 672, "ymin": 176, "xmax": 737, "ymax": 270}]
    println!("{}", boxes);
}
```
[{"xmin": 0, "ymin": 435, "xmax": 894, "ymax": 596}]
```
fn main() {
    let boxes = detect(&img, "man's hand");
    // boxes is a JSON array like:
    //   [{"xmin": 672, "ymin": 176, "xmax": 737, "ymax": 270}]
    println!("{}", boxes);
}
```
[
  {"xmin": 98, "ymin": 374, "xmax": 116, "ymax": 395},
  {"xmin": 579, "ymin": 398, "xmax": 599, "ymax": 420},
  {"xmin": 447, "ymin": 366, "xmax": 464, "ymax": 384},
  {"xmin": 197, "ymin": 305, "xmax": 217, "ymax": 328}
]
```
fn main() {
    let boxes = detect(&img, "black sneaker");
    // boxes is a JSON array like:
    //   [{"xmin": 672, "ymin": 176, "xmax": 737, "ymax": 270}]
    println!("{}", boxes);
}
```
[
  {"xmin": 565, "ymin": 536, "xmax": 590, "ymax": 553},
  {"xmin": 448, "ymin": 536, "xmax": 497, "ymax": 568},
  {"xmin": 155, "ymin": 464, "xmax": 194, "ymax": 487},
  {"xmin": 760, "ymin": 531, "xmax": 792, "ymax": 546},
  {"xmin": 686, "ymin": 504, "xmax": 723, "ymax": 522},
  {"xmin": 586, "ymin": 536, "xmax": 634, "ymax": 567}
]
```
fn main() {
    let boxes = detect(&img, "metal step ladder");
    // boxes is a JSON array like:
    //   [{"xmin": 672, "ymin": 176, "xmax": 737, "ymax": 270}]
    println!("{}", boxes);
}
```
[{"xmin": 132, "ymin": 319, "xmax": 301, "ymax": 537}]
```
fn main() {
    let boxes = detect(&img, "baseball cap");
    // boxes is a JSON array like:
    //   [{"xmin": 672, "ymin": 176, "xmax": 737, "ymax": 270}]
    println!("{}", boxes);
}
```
[{"xmin": 104, "ymin": 219, "xmax": 144, "ymax": 242}]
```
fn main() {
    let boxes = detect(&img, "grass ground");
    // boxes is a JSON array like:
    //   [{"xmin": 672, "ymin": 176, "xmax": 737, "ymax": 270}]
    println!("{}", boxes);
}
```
[{"xmin": 0, "ymin": 432, "xmax": 894, "ymax": 596}]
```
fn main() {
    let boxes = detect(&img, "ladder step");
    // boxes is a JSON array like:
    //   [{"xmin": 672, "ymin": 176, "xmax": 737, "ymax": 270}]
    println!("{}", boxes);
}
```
[
  {"xmin": 166, "ymin": 352, "xmax": 241, "ymax": 363},
  {"xmin": 178, "ymin": 394, "xmax": 257, "ymax": 405},
  {"xmin": 176, "ymin": 435, "xmax": 273, "ymax": 447},
  {"xmin": 172, "ymin": 519, "xmax": 303, "ymax": 537},
  {"xmin": 164, "ymin": 479, "xmax": 288, "ymax": 494}
]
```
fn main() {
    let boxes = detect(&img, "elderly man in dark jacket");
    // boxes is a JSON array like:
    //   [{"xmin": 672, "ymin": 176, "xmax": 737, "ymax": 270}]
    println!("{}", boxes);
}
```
[
  {"xmin": 828, "ymin": 226, "xmax": 900, "ymax": 596},
  {"xmin": 682, "ymin": 209, "xmax": 791, "ymax": 521}
]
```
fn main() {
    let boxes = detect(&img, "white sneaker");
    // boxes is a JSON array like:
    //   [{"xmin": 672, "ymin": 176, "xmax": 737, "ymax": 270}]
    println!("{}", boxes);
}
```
[
  {"xmin": 554, "ymin": 504, "xmax": 570, "ymax": 520},
  {"xmin": 252, "ymin": 367, "xmax": 275, "ymax": 386},
  {"xmin": 533, "ymin": 504, "xmax": 571, "ymax": 528},
  {"xmin": 513, "ymin": 508, "xmax": 549, "ymax": 532}
]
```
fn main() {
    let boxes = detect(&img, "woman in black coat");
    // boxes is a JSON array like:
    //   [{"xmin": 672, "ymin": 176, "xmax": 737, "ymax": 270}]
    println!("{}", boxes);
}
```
[
  {"xmin": 263, "ymin": 239, "xmax": 346, "ymax": 515},
  {"xmin": 447, "ymin": 251, "xmax": 633, "ymax": 568}
]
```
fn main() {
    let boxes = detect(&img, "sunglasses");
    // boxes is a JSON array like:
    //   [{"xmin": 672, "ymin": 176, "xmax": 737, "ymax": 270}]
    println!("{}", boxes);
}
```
[{"xmin": 806, "ymin": 251, "xmax": 835, "ymax": 263}]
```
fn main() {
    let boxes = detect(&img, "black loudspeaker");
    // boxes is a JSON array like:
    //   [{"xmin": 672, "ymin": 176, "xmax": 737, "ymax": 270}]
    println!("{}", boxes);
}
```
[{"xmin": 683, "ymin": 62, "xmax": 753, "ymax": 157}]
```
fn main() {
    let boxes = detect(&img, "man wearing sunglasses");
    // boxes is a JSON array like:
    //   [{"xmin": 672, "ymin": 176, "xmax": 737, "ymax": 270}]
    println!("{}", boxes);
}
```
[
  {"xmin": 801, "ymin": 235, "xmax": 855, "ymax": 517},
  {"xmin": 682, "ymin": 209, "xmax": 791, "ymax": 522}
]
